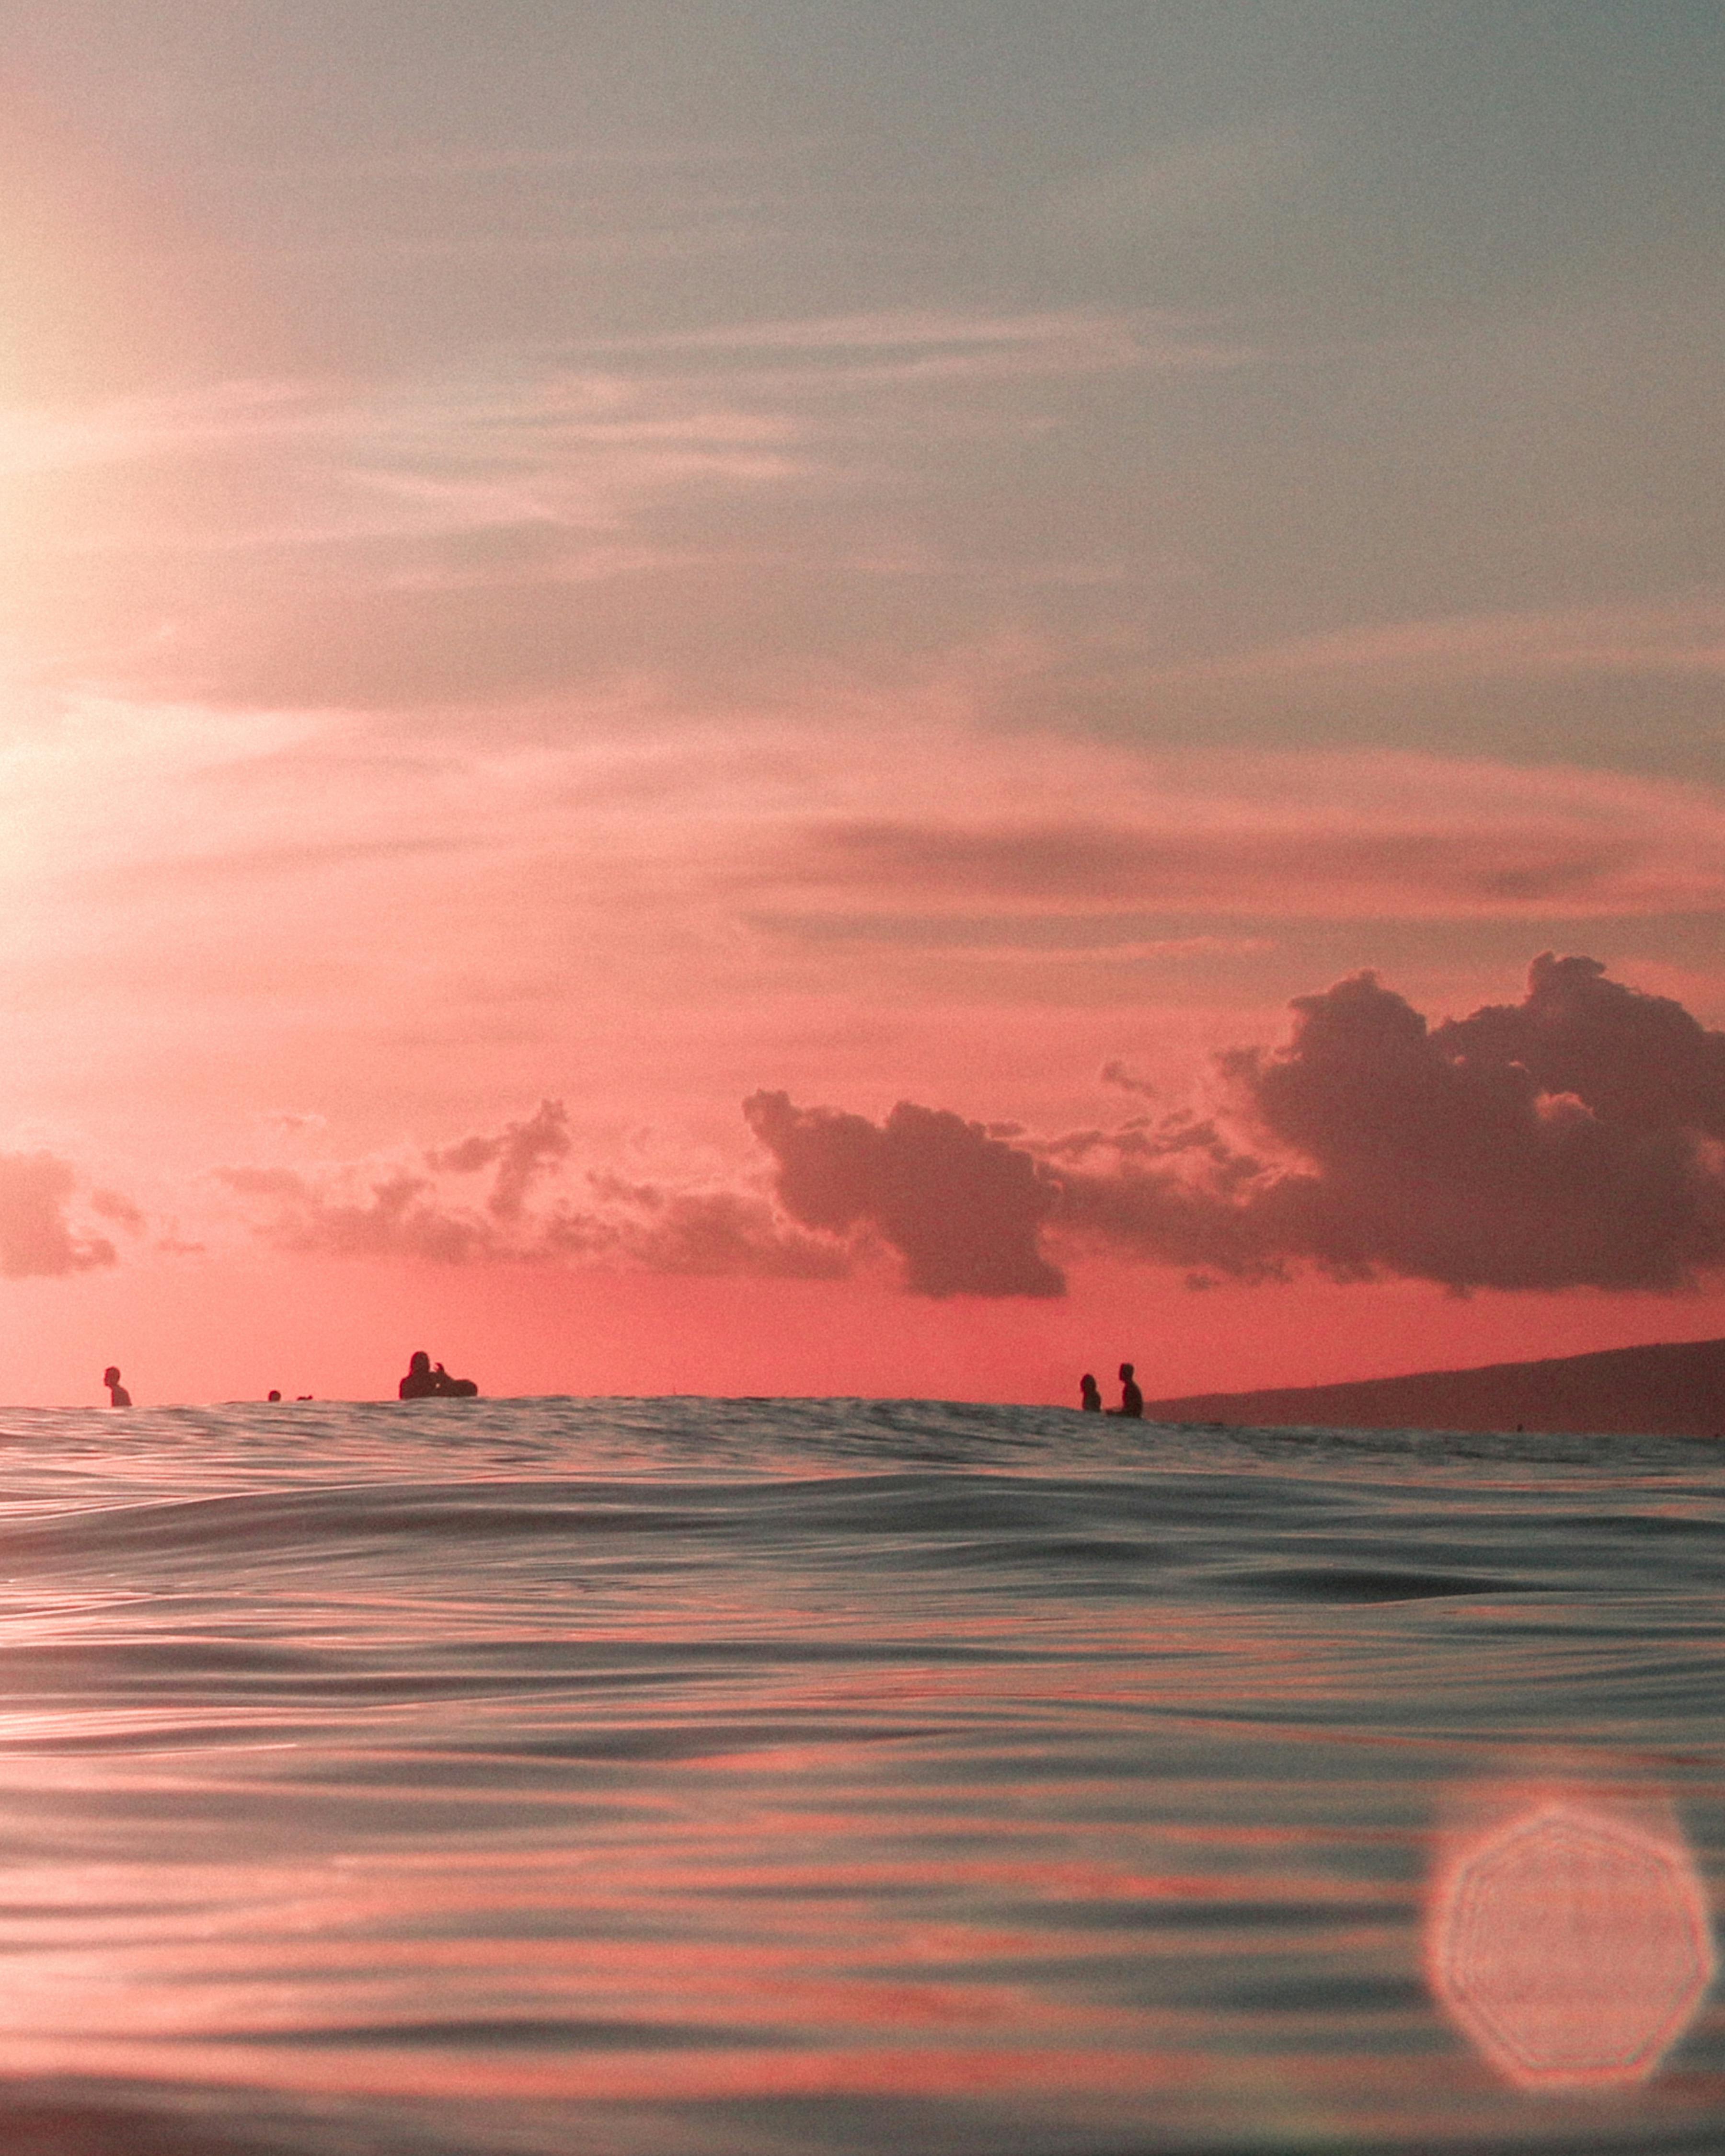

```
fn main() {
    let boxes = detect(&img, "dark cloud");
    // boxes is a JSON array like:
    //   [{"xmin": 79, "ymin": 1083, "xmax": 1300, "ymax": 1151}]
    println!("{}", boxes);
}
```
[
  {"xmin": 1435, "ymin": 953, "xmax": 1725, "ymax": 1141},
  {"xmin": 217, "ymin": 1130, "xmax": 846, "ymax": 1280},
  {"xmin": 210, "ymin": 956, "xmax": 1725, "ymax": 1298},
  {"xmin": 548, "ymin": 1176, "xmax": 849, "ymax": 1280},
  {"xmin": 426, "ymin": 1099, "xmax": 572, "ymax": 1218},
  {"xmin": 785, "ymin": 818, "xmax": 1642, "ymax": 916},
  {"xmin": 1064, "ymin": 955, "xmax": 1725, "ymax": 1293},
  {"xmin": 215, "ymin": 1166, "xmax": 492, "ymax": 1264},
  {"xmin": 741, "ymin": 955, "xmax": 1725, "ymax": 1299},
  {"xmin": 88, "ymin": 1187, "xmax": 146, "ymax": 1231},
  {"xmin": 0, "ymin": 1154, "xmax": 117, "ymax": 1278},
  {"xmin": 743, "ymin": 1090, "xmax": 1065, "ymax": 1297},
  {"xmin": 1100, "ymin": 1059, "xmax": 1158, "ymax": 1100}
]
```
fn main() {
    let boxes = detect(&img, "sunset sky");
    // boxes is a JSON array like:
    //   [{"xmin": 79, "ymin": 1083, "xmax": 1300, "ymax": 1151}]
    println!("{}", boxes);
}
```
[{"xmin": 3, "ymin": 3, "xmax": 1724, "ymax": 1405}]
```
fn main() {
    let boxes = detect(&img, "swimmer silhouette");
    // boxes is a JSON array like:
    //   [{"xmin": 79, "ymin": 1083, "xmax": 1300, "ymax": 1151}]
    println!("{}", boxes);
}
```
[
  {"xmin": 399, "ymin": 1351, "xmax": 439, "ymax": 1399},
  {"xmin": 1106, "ymin": 1362, "xmax": 1143, "ymax": 1419},
  {"xmin": 1079, "ymin": 1373, "xmax": 1102, "ymax": 1411},
  {"xmin": 103, "ymin": 1365, "xmax": 131, "ymax": 1408},
  {"xmin": 267, "ymin": 1390, "xmax": 281, "ymax": 1402},
  {"xmin": 399, "ymin": 1350, "xmax": 479, "ymax": 1400}
]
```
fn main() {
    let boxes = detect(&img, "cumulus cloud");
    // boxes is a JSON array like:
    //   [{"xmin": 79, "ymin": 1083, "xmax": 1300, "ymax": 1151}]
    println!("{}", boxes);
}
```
[
  {"xmin": 1435, "ymin": 953, "xmax": 1725, "ymax": 1141},
  {"xmin": 743, "ymin": 1090, "xmax": 1065, "ymax": 1297},
  {"xmin": 206, "ymin": 955, "xmax": 1725, "ymax": 1299},
  {"xmin": 548, "ymin": 1175, "xmax": 849, "ymax": 1279},
  {"xmin": 88, "ymin": 1186, "xmax": 146, "ymax": 1231},
  {"xmin": 1054, "ymin": 957, "xmax": 1725, "ymax": 1293},
  {"xmin": 1195, "ymin": 954, "xmax": 1725, "ymax": 1290},
  {"xmin": 214, "ymin": 1165, "xmax": 493, "ymax": 1264},
  {"xmin": 1100, "ymin": 1059, "xmax": 1158, "ymax": 1100},
  {"xmin": 427, "ymin": 1099, "xmax": 572, "ymax": 1218},
  {"xmin": 743, "ymin": 956, "xmax": 1725, "ymax": 1299},
  {"xmin": 0, "ymin": 1153, "xmax": 118, "ymax": 1277},
  {"xmin": 217, "ymin": 1109, "xmax": 848, "ymax": 1280}
]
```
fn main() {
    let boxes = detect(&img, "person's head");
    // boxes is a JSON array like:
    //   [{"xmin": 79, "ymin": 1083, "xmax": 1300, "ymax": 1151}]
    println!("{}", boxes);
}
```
[
  {"xmin": 267, "ymin": 1389, "xmax": 281, "ymax": 1402},
  {"xmin": 408, "ymin": 1350, "xmax": 431, "ymax": 1375},
  {"xmin": 1119, "ymin": 1363, "xmax": 1134, "ymax": 1381},
  {"xmin": 103, "ymin": 1366, "xmax": 121, "ymax": 1387},
  {"xmin": 1081, "ymin": 1373, "xmax": 1096, "ymax": 1388}
]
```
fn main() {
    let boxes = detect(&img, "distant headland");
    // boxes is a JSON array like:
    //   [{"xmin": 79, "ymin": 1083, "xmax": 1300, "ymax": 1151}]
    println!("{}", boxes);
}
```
[{"xmin": 1145, "ymin": 1338, "xmax": 1725, "ymax": 1441}]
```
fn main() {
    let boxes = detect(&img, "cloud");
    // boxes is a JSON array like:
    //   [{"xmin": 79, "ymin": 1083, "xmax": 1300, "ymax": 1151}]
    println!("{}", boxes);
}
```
[
  {"xmin": 1100, "ymin": 1060, "xmax": 1159, "ymax": 1100},
  {"xmin": 145, "ymin": 956, "xmax": 1725, "ymax": 1301},
  {"xmin": 1435, "ymin": 953, "xmax": 1725, "ymax": 1142},
  {"xmin": 775, "ymin": 766, "xmax": 1725, "ymax": 917},
  {"xmin": 740, "ymin": 956, "xmax": 1725, "ymax": 1299},
  {"xmin": 0, "ymin": 1153, "xmax": 118, "ymax": 1277},
  {"xmin": 88, "ymin": 1186, "xmax": 146, "ymax": 1231},
  {"xmin": 743, "ymin": 1090, "xmax": 1065, "ymax": 1298},
  {"xmin": 547, "ymin": 1176, "xmax": 848, "ymax": 1280},
  {"xmin": 214, "ymin": 1165, "xmax": 492, "ymax": 1265},
  {"xmin": 1148, "ymin": 599, "xmax": 1725, "ymax": 693},
  {"xmin": 216, "ymin": 1110, "xmax": 848, "ymax": 1281},
  {"xmin": 1064, "ymin": 956, "xmax": 1725, "ymax": 1293},
  {"xmin": 628, "ymin": 306, "xmax": 1241, "ymax": 380},
  {"xmin": 427, "ymin": 1098, "xmax": 572, "ymax": 1218}
]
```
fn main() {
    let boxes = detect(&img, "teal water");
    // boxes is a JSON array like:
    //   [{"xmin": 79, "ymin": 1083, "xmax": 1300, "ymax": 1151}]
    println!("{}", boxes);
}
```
[{"xmin": 0, "ymin": 1396, "xmax": 1718, "ymax": 2153}]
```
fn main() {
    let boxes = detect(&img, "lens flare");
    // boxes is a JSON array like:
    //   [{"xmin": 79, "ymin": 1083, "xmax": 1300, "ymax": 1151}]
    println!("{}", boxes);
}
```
[{"xmin": 1426, "ymin": 1792, "xmax": 1714, "ymax": 2089}]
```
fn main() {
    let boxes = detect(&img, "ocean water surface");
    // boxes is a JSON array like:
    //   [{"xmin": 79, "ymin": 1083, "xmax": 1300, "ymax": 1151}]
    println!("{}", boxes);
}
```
[{"xmin": 0, "ymin": 1395, "xmax": 1719, "ymax": 2154}]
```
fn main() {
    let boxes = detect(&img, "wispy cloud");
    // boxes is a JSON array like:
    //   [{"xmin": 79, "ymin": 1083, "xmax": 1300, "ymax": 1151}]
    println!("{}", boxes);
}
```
[
  {"xmin": 745, "ymin": 747, "xmax": 1725, "ymax": 922},
  {"xmin": 615, "ymin": 304, "xmax": 1248, "ymax": 379},
  {"xmin": 1151, "ymin": 600, "xmax": 1725, "ymax": 690}
]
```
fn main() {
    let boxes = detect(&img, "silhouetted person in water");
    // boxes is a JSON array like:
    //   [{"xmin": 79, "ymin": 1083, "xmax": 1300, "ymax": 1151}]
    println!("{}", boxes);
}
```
[
  {"xmin": 267, "ymin": 1390, "xmax": 281, "ymax": 1402},
  {"xmin": 399, "ymin": 1350, "xmax": 479, "ymax": 1400},
  {"xmin": 400, "ymin": 1351, "xmax": 440, "ymax": 1399},
  {"xmin": 1107, "ymin": 1362, "xmax": 1143, "ymax": 1419},
  {"xmin": 1079, "ymin": 1373, "xmax": 1101, "ymax": 1411},
  {"xmin": 103, "ymin": 1365, "xmax": 131, "ymax": 1408}
]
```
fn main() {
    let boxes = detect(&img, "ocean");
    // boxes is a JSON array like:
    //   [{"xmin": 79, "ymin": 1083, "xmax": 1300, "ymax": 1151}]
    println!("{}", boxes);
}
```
[{"xmin": 0, "ymin": 1395, "xmax": 1719, "ymax": 2155}]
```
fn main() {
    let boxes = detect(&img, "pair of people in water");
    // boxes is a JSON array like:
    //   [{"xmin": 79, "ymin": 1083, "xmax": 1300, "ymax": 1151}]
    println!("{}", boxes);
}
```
[
  {"xmin": 399, "ymin": 1350, "xmax": 479, "ymax": 1400},
  {"xmin": 1080, "ymin": 1364, "xmax": 1142, "ymax": 1418}
]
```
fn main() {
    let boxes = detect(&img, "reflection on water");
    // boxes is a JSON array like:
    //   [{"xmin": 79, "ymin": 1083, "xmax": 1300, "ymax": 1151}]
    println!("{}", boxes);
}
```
[
  {"xmin": 0, "ymin": 1396, "xmax": 1715, "ymax": 2153},
  {"xmin": 1428, "ymin": 1788, "xmax": 1715, "ymax": 2088}
]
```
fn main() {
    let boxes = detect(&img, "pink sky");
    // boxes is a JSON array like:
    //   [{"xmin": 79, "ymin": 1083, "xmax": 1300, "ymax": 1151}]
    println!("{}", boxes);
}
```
[{"xmin": 3, "ymin": 12, "xmax": 1724, "ymax": 1404}]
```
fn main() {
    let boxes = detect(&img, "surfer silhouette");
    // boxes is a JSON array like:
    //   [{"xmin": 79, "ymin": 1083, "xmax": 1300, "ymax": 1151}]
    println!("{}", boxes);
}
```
[
  {"xmin": 399, "ymin": 1350, "xmax": 479, "ymax": 1400},
  {"xmin": 103, "ymin": 1365, "xmax": 131, "ymax": 1408},
  {"xmin": 399, "ymin": 1351, "xmax": 439, "ymax": 1399},
  {"xmin": 1079, "ymin": 1373, "xmax": 1101, "ymax": 1411},
  {"xmin": 1106, "ymin": 1362, "xmax": 1143, "ymax": 1419}
]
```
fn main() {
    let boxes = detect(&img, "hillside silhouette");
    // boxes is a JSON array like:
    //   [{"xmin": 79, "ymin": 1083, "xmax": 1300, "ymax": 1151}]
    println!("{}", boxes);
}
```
[{"xmin": 1146, "ymin": 1337, "xmax": 1725, "ymax": 1440}]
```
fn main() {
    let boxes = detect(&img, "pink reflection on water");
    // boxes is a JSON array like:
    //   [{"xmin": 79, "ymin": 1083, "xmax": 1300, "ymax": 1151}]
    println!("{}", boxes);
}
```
[{"xmin": 1427, "ymin": 1787, "xmax": 1714, "ymax": 2089}]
